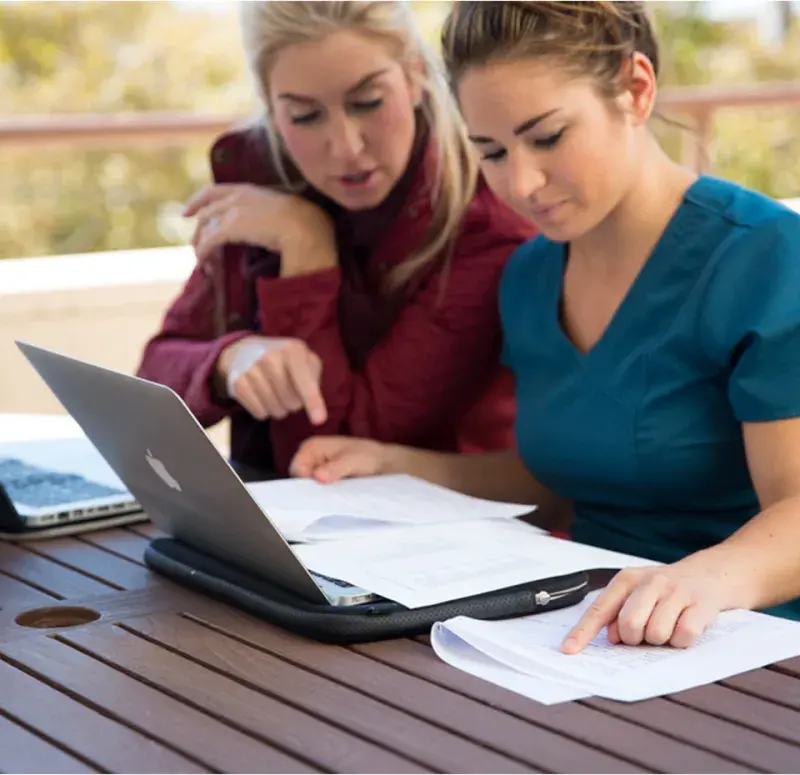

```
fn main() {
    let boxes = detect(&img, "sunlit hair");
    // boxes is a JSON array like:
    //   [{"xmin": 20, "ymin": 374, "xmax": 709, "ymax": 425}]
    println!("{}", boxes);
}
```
[
  {"xmin": 441, "ymin": 1, "xmax": 660, "ymax": 97},
  {"xmin": 240, "ymin": 1, "xmax": 478, "ymax": 291}
]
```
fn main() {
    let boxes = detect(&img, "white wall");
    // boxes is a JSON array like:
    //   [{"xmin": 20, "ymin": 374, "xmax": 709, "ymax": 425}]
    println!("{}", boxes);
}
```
[
  {"xmin": 1, "ymin": 245, "xmax": 195, "ymax": 413},
  {"xmin": 0, "ymin": 245, "xmax": 231, "ymax": 448}
]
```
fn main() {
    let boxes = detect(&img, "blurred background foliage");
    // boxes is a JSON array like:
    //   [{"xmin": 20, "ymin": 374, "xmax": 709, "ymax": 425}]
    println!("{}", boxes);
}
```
[{"xmin": 0, "ymin": 0, "xmax": 797, "ymax": 260}]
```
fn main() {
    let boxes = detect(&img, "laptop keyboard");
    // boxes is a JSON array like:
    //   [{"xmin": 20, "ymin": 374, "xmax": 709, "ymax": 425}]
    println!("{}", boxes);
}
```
[
  {"xmin": 0, "ymin": 457, "xmax": 126, "ymax": 509},
  {"xmin": 313, "ymin": 571, "xmax": 357, "ymax": 589}
]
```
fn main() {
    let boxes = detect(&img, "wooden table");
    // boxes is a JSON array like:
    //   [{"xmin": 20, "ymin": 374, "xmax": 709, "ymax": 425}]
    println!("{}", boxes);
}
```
[{"xmin": 1, "ymin": 523, "xmax": 799, "ymax": 774}]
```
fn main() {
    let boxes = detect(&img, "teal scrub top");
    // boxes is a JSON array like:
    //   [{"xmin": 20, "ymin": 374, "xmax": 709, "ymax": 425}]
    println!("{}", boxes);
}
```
[{"xmin": 500, "ymin": 176, "xmax": 800, "ymax": 619}]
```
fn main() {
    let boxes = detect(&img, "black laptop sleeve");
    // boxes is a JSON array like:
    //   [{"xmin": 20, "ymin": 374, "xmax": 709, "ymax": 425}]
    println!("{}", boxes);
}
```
[{"xmin": 144, "ymin": 536, "xmax": 603, "ymax": 643}]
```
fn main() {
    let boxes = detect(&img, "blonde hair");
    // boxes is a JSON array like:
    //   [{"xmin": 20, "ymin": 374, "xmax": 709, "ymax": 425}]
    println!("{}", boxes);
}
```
[
  {"xmin": 239, "ymin": 1, "xmax": 478, "ymax": 292},
  {"xmin": 441, "ymin": 1, "xmax": 660, "ymax": 97}
]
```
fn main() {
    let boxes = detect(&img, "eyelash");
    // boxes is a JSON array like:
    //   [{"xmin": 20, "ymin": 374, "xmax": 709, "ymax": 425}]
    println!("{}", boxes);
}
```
[
  {"xmin": 290, "ymin": 98, "xmax": 384, "ymax": 126},
  {"xmin": 481, "ymin": 128, "xmax": 566, "ymax": 162}
]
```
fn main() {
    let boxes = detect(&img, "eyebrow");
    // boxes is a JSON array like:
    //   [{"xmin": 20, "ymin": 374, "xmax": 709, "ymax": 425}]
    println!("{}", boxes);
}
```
[
  {"xmin": 468, "ymin": 108, "xmax": 562, "ymax": 144},
  {"xmin": 277, "ymin": 68, "xmax": 389, "ymax": 103}
]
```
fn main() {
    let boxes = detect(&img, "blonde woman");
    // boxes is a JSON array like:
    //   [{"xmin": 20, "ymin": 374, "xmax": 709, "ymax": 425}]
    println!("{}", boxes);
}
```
[{"xmin": 138, "ymin": 1, "xmax": 534, "ymax": 478}]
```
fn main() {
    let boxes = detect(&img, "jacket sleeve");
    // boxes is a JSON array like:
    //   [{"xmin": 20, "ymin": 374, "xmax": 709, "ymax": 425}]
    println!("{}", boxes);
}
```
[
  {"xmin": 136, "ymin": 265, "xmax": 253, "ymax": 428},
  {"xmin": 254, "ymin": 192, "xmax": 534, "ymax": 468}
]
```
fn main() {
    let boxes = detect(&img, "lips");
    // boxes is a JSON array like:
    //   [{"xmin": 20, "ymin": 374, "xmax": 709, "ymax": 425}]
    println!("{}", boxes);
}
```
[
  {"xmin": 339, "ymin": 170, "xmax": 376, "ymax": 186},
  {"xmin": 529, "ymin": 200, "xmax": 566, "ymax": 219}
]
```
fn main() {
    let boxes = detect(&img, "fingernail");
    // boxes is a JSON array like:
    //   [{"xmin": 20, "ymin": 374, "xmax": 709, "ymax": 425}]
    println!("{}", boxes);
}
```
[
  {"xmin": 311, "ymin": 411, "xmax": 326, "ymax": 425},
  {"xmin": 562, "ymin": 637, "xmax": 578, "ymax": 654}
]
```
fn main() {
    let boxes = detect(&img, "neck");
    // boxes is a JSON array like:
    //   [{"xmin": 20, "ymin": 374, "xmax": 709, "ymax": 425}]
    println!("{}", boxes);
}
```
[{"xmin": 571, "ymin": 134, "xmax": 697, "ymax": 272}]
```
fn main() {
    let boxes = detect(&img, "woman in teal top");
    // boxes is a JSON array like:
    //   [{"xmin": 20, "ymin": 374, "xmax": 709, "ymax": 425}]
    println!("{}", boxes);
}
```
[
  {"xmin": 290, "ymin": 2, "xmax": 800, "ymax": 653},
  {"xmin": 501, "ymin": 177, "xmax": 800, "ymax": 619}
]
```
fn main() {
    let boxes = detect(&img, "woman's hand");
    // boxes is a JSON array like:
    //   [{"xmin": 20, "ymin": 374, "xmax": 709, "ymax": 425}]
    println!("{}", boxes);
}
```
[
  {"xmin": 184, "ymin": 183, "xmax": 336, "ymax": 274},
  {"xmin": 290, "ymin": 436, "xmax": 394, "ymax": 482},
  {"xmin": 561, "ymin": 555, "xmax": 737, "ymax": 654},
  {"xmin": 217, "ymin": 336, "xmax": 327, "ymax": 425}
]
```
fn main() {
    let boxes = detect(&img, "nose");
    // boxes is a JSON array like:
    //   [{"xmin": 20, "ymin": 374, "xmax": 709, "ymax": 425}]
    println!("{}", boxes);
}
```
[
  {"xmin": 507, "ymin": 148, "xmax": 546, "ymax": 202},
  {"xmin": 328, "ymin": 114, "xmax": 365, "ymax": 161}
]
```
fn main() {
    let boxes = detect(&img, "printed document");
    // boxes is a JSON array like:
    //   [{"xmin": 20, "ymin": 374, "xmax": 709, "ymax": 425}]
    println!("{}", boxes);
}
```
[
  {"xmin": 246, "ymin": 474, "xmax": 536, "ymax": 542},
  {"xmin": 295, "ymin": 520, "xmax": 655, "ymax": 608},
  {"xmin": 431, "ymin": 591, "xmax": 800, "ymax": 703}
]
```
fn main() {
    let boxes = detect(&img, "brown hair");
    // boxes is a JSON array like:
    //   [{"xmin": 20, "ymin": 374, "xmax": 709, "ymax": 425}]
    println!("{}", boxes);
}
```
[
  {"xmin": 441, "ymin": 1, "xmax": 660, "ymax": 97},
  {"xmin": 239, "ymin": 1, "xmax": 478, "ymax": 292}
]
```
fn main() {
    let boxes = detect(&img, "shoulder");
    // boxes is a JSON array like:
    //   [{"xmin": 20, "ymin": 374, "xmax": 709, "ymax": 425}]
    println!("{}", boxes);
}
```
[
  {"xmin": 499, "ymin": 234, "xmax": 558, "ymax": 303},
  {"xmin": 429, "ymin": 176, "xmax": 537, "ymax": 293},
  {"xmin": 695, "ymin": 178, "xmax": 800, "ymax": 300},
  {"xmin": 694, "ymin": 179, "xmax": 800, "ymax": 356},
  {"xmin": 457, "ymin": 176, "xmax": 538, "ymax": 250},
  {"xmin": 686, "ymin": 175, "xmax": 797, "ymax": 228},
  {"xmin": 686, "ymin": 176, "xmax": 800, "ymax": 260},
  {"xmin": 209, "ymin": 121, "xmax": 291, "ymax": 187}
]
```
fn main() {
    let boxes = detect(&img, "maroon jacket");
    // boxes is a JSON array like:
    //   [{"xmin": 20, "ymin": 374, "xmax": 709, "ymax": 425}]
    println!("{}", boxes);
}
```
[{"xmin": 137, "ymin": 124, "xmax": 536, "ymax": 475}]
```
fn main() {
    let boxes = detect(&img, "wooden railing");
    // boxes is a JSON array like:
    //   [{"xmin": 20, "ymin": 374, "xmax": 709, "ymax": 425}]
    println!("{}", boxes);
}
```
[
  {"xmin": 1, "ymin": 82, "xmax": 799, "ymax": 171},
  {"xmin": 655, "ymin": 82, "xmax": 800, "ymax": 171}
]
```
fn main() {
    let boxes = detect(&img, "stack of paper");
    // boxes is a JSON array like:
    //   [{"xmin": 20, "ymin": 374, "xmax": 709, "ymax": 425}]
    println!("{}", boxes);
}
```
[
  {"xmin": 249, "ymin": 471, "xmax": 800, "ymax": 704},
  {"xmin": 295, "ymin": 520, "xmax": 655, "ymax": 608},
  {"xmin": 246, "ymin": 474, "xmax": 537, "ymax": 543},
  {"xmin": 430, "ymin": 592, "xmax": 800, "ymax": 704}
]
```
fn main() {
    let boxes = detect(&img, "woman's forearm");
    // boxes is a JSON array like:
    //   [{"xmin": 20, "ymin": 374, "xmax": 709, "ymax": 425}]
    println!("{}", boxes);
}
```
[{"xmin": 695, "ymin": 493, "xmax": 800, "ymax": 612}]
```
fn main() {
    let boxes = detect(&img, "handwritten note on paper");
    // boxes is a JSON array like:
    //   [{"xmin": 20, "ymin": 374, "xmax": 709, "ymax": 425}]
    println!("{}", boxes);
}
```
[
  {"xmin": 246, "ymin": 474, "xmax": 537, "ymax": 542},
  {"xmin": 295, "ymin": 520, "xmax": 655, "ymax": 608},
  {"xmin": 431, "ymin": 592, "xmax": 800, "ymax": 702}
]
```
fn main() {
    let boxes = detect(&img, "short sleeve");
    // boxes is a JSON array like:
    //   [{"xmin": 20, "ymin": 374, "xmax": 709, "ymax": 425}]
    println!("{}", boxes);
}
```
[{"xmin": 699, "ymin": 212, "xmax": 800, "ymax": 422}]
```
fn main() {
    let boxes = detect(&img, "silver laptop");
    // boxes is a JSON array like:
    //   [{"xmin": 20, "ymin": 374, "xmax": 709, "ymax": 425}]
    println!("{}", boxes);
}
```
[
  {"xmin": 16, "ymin": 340, "xmax": 378, "ymax": 607},
  {"xmin": 0, "ymin": 436, "xmax": 142, "ymax": 529}
]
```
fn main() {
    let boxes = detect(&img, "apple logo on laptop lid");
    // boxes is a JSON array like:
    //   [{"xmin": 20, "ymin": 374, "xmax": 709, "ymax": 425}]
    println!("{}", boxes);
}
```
[{"xmin": 145, "ymin": 450, "xmax": 182, "ymax": 492}]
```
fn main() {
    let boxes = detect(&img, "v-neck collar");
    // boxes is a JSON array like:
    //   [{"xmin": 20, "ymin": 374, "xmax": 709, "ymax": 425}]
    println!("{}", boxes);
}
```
[{"xmin": 551, "ymin": 175, "xmax": 709, "ymax": 363}]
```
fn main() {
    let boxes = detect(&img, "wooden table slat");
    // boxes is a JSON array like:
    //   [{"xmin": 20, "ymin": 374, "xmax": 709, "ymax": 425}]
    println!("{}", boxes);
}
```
[
  {"xmin": 773, "ymin": 656, "xmax": 800, "ymax": 678},
  {"xmin": 586, "ymin": 695, "xmax": 800, "ymax": 773},
  {"xmin": 129, "ymin": 523, "xmax": 166, "ymax": 540},
  {"xmin": 0, "ymin": 570, "xmax": 60, "ymax": 609},
  {"xmin": 23, "ymin": 538, "xmax": 155, "ymax": 591},
  {"xmin": 0, "ymin": 585, "xmax": 202, "ymax": 645},
  {"xmin": 79, "ymin": 529, "xmax": 150, "ymax": 565},
  {"xmin": 354, "ymin": 637, "xmax": 754, "ymax": 774},
  {"xmin": 0, "ymin": 712, "xmax": 98, "ymax": 774},
  {"xmin": 58, "ymin": 623, "xmax": 428, "ymax": 774},
  {"xmin": 0, "ymin": 635, "xmax": 316, "ymax": 774},
  {"xmin": 125, "ymin": 612, "xmax": 534, "ymax": 774},
  {"xmin": 0, "ymin": 659, "xmax": 204, "ymax": 773},
  {"xmin": 723, "ymin": 667, "xmax": 800, "ymax": 711},
  {"xmin": 186, "ymin": 604, "xmax": 654, "ymax": 774},
  {"xmin": 0, "ymin": 542, "xmax": 115, "ymax": 599},
  {"xmin": 669, "ymin": 683, "xmax": 800, "ymax": 746}
]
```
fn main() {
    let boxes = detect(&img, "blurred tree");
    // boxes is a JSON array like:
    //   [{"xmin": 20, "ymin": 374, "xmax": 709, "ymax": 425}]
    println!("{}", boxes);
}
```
[
  {"xmin": 0, "ymin": 1, "xmax": 253, "ymax": 259},
  {"xmin": 0, "ymin": 1, "xmax": 797, "ymax": 261},
  {"xmin": 652, "ymin": 2, "xmax": 800, "ymax": 199}
]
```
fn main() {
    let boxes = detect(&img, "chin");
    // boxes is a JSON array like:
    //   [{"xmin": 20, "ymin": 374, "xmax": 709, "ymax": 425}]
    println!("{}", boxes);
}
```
[
  {"xmin": 533, "ymin": 222, "xmax": 581, "ymax": 243},
  {"xmin": 331, "ymin": 187, "xmax": 392, "ymax": 211},
  {"xmin": 531, "ymin": 209, "xmax": 595, "ymax": 244}
]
